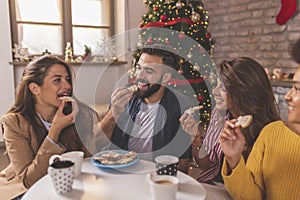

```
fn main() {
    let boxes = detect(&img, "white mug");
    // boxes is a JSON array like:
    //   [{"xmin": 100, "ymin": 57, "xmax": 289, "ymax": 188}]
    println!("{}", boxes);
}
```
[
  {"xmin": 49, "ymin": 151, "xmax": 84, "ymax": 177},
  {"xmin": 147, "ymin": 173, "xmax": 178, "ymax": 200}
]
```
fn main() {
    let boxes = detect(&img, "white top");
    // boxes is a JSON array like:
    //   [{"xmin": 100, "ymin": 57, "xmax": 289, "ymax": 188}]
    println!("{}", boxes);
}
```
[{"xmin": 128, "ymin": 101, "xmax": 161, "ymax": 161}]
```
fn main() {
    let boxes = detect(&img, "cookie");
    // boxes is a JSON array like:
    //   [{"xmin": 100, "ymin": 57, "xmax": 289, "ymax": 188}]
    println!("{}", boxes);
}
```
[
  {"xmin": 235, "ymin": 115, "xmax": 253, "ymax": 128},
  {"xmin": 59, "ymin": 96, "xmax": 74, "ymax": 102},
  {"xmin": 185, "ymin": 105, "xmax": 204, "ymax": 115}
]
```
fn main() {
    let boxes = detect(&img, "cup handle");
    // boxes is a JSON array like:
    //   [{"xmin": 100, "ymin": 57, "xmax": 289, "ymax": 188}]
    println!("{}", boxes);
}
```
[{"xmin": 49, "ymin": 155, "xmax": 61, "ymax": 165}]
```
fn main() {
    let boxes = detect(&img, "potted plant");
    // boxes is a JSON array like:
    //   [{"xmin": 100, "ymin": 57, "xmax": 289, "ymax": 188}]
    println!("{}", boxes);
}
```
[{"xmin": 83, "ymin": 45, "xmax": 92, "ymax": 62}]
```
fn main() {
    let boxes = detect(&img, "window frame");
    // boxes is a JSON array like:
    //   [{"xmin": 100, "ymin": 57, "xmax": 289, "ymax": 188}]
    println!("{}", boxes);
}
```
[{"xmin": 8, "ymin": 0, "xmax": 114, "ymax": 57}]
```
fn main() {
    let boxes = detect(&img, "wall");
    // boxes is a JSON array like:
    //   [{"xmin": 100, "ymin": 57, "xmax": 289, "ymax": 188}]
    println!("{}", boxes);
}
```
[{"xmin": 202, "ymin": 0, "xmax": 300, "ymax": 74}]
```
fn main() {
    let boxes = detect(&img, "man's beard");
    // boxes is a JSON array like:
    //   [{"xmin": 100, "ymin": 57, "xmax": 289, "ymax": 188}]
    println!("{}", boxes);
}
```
[{"xmin": 135, "ymin": 77, "xmax": 163, "ymax": 99}]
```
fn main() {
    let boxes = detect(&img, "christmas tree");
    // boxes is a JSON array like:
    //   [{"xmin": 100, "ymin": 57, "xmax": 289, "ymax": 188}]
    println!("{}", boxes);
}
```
[{"xmin": 130, "ymin": 0, "xmax": 216, "ymax": 130}]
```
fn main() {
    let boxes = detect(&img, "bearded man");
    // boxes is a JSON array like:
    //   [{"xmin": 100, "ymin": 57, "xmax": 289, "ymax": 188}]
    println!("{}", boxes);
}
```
[{"xmin": 98, "ymin": 47, "xmax": 194, "ymax": 173}]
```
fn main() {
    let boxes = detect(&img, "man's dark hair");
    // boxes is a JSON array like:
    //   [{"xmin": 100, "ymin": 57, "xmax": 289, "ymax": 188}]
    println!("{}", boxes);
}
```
[
  {"xmin": 290, "ymin": 38, "xmax": 300, "ymax": 64},
  {"xmin": 140, "ymin": 47, "xmax": 180, "ymax": 71}
]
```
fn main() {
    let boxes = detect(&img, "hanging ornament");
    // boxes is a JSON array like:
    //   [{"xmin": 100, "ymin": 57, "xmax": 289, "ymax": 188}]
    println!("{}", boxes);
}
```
[
  {"xmin": 193, "ymin": 64, "xmax": 200, "ymax": 72},
  {"xmin": 176, "ymin": 1, "xmax": 183, "ymax": 9},
  {"xmin": 147, "ymin": 38, "xmax": 154, "ymax": 44},
  {"xmin": 179, "ymin": 32, "xmax": 185, "ymax": 39},
  {"xmin": 153, "ymin": 6, "xmax": 158, "ymax": 11},
  {"xmin": 191, "ymin": 11, "xmax": 201, "ymax": 22},
  {"xmin": 206, "ymin": 32, "xmax": 212, "ymax": 39},
  {"xmin": 197, "ymin": 2, "xmax": 204, "ymax": 10},
  {"xmin": 165, "ymin": 38, "xmax": 170, "ymax": 44},
  {"xmin": 199, "ymin": 48, "xmax": 206, "ymax": 54},
  {"xmin": 178, "ymin": 66, "xmax": 184, "ymax": 74},
  {"xmin": 187, "ymin": 51, "xmax": 193, "ymax": 59},
  {"xmin": 160, "ymin": 14, "xmax": 168, "ymax": 21},
  {"xmin": 137, "ymin": 40, "xmax": 143, "ymax": 47}
]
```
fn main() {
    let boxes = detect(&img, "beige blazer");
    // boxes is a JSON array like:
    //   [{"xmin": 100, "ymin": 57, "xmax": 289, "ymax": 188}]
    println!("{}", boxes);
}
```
[{"xmin": 0, "ymin": 102, "xmax": 107, "ymax": 199}]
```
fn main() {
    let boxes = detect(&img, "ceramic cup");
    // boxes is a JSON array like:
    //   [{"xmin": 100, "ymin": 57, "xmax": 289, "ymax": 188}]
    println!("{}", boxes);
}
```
[
  {"xmin": 49, "ymin": 151, "xmax": 84, "ymax": 177},
  {"xmin": 155, "ymin": 155, "xmax": 179, "ymax": 176},
  {"xmin": 147, "ymin": 173, "xmax": 178, "ymax": 200},
  {"xmin": 48, "ymin": 160, "xmax": 75, "ymax": 194}
]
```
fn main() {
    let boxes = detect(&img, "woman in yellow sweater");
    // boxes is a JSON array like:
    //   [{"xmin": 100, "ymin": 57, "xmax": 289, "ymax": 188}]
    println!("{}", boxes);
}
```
[{"xmin": 220, "ymin": 52, "xmax": 300, "ymax": 198}]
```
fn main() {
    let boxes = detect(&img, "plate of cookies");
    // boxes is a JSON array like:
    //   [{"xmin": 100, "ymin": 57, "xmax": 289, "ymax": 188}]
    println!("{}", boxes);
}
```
[{"xmin": 91, "ymin": 150, "xmax": 139, "ymax": 169}]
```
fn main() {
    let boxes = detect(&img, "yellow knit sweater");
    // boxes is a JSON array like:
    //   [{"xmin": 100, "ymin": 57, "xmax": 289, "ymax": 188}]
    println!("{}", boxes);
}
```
[{"xmin": 222, "ymin": 121, "xmax": 300, "ymax": 200}]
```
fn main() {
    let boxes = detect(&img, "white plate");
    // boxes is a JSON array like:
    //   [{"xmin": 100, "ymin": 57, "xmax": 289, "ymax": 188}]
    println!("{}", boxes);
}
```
[{"xmin": 91, "ymin": 150, "xmax": 139, "ymax": 169}]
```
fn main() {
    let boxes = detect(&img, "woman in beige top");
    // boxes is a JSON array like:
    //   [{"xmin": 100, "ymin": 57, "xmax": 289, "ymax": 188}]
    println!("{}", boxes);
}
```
[{"xmin": 0, "ymin": 55, "xmax": 107, "ymax": 200}]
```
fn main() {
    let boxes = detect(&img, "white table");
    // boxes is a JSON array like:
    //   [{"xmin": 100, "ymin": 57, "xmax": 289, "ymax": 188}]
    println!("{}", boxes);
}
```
[{"xmin": 22, "ymin": 158, "xmax": 232, "ymax": 200}]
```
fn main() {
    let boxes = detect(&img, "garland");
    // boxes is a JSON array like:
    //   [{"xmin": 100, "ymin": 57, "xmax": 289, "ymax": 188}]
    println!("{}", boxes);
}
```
[{"xmin": 140, "ymin": 18, "xmax": 194, "ymax": 28}]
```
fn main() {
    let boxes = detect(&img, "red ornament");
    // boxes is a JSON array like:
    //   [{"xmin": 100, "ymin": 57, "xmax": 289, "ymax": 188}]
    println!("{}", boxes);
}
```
[
  {"xmin": 199, "ymin": 48, "xmax": 206, "ymax": 54},
  {"xmin": 160, "ymin": 15, "xmax": 167, "ymax": 21},
  {"xmin": 179, "ymin": 32, "xmax": 185, "ymax": 39},
  {"xmin": 153, "ymin": 6, "xmax": 158, "ymax": 11},
  {"xmin": 147, "ymin": 38, "xmax": 153, "ymax": 44},
  {"xmin": 197, "ymin": 95, "xmax": 204, "ymax": 102},
  {"xmin": 205, "ymin": 32, "xmax": 211, "ymax": 39}
]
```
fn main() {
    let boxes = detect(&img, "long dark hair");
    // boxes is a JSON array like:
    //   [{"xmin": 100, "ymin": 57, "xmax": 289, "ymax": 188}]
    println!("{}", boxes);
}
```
[
  {"xmin": 218, "ymin": 57, "xmax": 280, "ymax": 159},
  {"xmin": 8, "ymin": 55, "xmax": 75, "ymax": 144}
]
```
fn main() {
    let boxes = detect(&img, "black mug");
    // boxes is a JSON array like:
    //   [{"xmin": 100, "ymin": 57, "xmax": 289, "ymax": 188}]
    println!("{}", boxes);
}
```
[{"xmin": 155, "ymin": 155, "xmax": 179, "ymax": 176}]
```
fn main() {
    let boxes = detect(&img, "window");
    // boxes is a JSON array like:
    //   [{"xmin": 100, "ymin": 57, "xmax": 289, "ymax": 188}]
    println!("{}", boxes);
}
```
[{"xmin": 9, "ymin": 0, "xmax": 113, "ymax": 57}]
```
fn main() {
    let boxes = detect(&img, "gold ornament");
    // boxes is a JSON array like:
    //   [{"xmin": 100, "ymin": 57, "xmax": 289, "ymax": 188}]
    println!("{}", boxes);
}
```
[
  {"xmin": 193, "ymin": 64, "xmax": 200, "ymax": 72},
  {"xmin": 176, "ymin": 1, "xmax": 183, "ymax": 9},
  {"xmin": 137, "ymin": 40, "xmax": 143, "ymax": 47},
  {"xmin": 197, "ymin": 5, "xmax": 203, "ymax": 10},
  {"xmin": 191, "ymin": 11, "xmax": 201, "ymax": 22},
  {"xmin": 178, "ymin": 66, "xmax": 184, "ymax": 74}
]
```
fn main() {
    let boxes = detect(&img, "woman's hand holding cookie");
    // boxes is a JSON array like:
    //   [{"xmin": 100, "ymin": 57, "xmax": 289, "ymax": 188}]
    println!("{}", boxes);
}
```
[{"xmin": 219, "ymin": 119, "xmax": 246, "ymax": 170}]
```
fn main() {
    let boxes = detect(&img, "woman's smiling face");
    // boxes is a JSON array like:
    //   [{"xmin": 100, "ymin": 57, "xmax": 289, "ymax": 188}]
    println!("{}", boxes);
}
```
[
  {"xmin": 212, "ymin": 78, "xmax": 228, "ymax": 111},
  {"xmin": 285, "ymin": 68, "xmax": 300, "ymax": 124},
  {"xmin": 33, "ymin": 64, "xmax": 72, "ymax": 109}
]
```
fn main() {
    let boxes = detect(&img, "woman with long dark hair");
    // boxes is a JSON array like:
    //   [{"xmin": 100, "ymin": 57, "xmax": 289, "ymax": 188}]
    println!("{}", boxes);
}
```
[
  {"xmin": 220, "ymin": 44, "xmax": 300, "ymax": 199},
  {"xmin": 0, "ymin": 55, "xmax": 107, "ymax": 199},
  {"xmin": 180, "ymin": 57, "xmax": 280, "ymax": 184}
]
